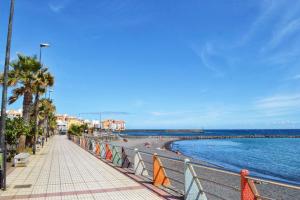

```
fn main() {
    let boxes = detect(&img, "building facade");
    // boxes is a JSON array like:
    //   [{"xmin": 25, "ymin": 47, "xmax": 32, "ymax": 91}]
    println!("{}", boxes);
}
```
[
  {"xmin": 7, "ymin": 109, "xmax": 22, "ymax": 118},
  {"xmin": 56, "ymin": 114, "xmax": 83, "ymax": 130},
  {"xmin": 101, "ymin": 119, "xmax": 126, "ymax": 131}
]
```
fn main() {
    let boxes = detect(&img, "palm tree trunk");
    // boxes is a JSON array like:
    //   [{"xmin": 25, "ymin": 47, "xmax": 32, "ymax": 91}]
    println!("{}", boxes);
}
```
[
  {"xmin": 0, "ymin": 0, "xmax": 15, "ymax": 189},
  {"xmin": 18, "ymin": 91, "xmax": 32, "ymax": 152},
  {"xmin": 22, "ymin": 91, "xmax": 32, "ymax": 123},
  {"xmin": 32, "ymin": 92, "xmax": 40, "ymax": 154}
]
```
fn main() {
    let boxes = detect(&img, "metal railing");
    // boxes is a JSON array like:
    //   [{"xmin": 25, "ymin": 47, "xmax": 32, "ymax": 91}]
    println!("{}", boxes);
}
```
[{"xmin": 69, "ymin": 135, "xmax": 300, "ymax": 200}]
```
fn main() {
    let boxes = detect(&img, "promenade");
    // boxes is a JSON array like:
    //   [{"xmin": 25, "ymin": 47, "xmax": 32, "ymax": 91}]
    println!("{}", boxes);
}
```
[{"xmin": 0, "ymin": 135, "xmax": 164, "ymax": 200}]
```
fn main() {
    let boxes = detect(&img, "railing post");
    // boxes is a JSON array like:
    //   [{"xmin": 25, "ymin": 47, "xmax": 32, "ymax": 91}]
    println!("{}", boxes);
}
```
[
  {"xmin": 134, "ymin": 148, "xmax": 148, "ymax": 176},
  {"xmin": 121, "ymin": 147, "xmax": 130, "ymax": 168},
  {"xmin": 153, "ymin": 153, "xmax": 170, "ymax": 187},
  {"xmin": 87, "ymin": 138, "xmax": 91, "ymax": 151},
  {"xmin": 95, "ymin": 142, "xmax": 100, "ymax": 156},
  {"xmin": 105, "ymin": 143, "xmax": 112, "ymax": 160},
  {"xmin": 241, "ymin": 169, "xmax": 260, "ymax": 200},
  {"xmin": 84, "ymin": 138, "xmax": 88, "ymax": 150},
  {"xmin": 90, "ymin": 139, "xmax": 95, "ymax": 152},
  {"xmin": 100, "ymin": 142, "xmax": 106, "ymax": 159},
  {"xmin": 184, "ymin": 159, "xmax": 207, "ymax": 200},
  {"xmin": 112, "ymin": 145, "xmax": 122, "ymax": 167}
]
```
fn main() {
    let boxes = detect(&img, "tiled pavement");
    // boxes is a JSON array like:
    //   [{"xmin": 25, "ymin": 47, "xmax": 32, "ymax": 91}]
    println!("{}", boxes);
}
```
[{"xmin": 0, "ymin": 135, "xmax": 165, "ymax": 200}]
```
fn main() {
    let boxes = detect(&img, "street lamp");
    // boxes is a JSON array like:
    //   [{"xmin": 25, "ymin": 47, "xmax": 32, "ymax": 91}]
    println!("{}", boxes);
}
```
[
  {"xmin": 0, "ymin": 0, "xmax": 15, "ymax": 190},
  {"xmin": 39, "ymin": 43, "xmax": 50, "ymax": 63}
]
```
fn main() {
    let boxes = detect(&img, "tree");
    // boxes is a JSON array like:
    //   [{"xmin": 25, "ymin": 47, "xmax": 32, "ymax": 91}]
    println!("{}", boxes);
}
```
[
  {"xmin": 5, "ymin": 117, "xmax": 31, "ymax": 148},
  {"xmin": 68, "ymin": 124, "xmax": 87, "ymax": 136},
  {"xmin": 38, "ymin": 98, "xmax": 56, "ymax": 136},
  {"xmin": 0, "ymin": 54, "xmax": 42, "ymax": 151},
  {"xmin": 48, "ymin": 112, "xmax": 57, "ymax": 135}
]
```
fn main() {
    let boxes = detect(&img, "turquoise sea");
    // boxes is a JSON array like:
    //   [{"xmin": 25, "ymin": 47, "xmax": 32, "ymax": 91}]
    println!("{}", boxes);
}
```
[{"xmin": 171, "ymin": 138, "xmax": 300, "ymax": 185}]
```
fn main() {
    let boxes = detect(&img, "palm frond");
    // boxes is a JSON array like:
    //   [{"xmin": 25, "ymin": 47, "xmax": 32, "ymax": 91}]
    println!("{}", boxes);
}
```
[{"xmin": 9, "ymin": 87, "xmax": 25, "ymax": 104}]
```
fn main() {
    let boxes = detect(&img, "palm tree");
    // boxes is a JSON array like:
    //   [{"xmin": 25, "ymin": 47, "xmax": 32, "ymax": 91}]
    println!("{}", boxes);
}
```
[
  {"xmin": 32, "ymin": 68, "xmax": 54, "ymax": 154},
  {"xmin": 48, "ymin": 112, "xmax": 57, "ymax": 136},
  {"xmin": 0, "ymin": 54, "xmax": 42, "ymax": 151},
  {"xmin": 38, "ymin": 98, "xmax": 56, "ymax": 138}
]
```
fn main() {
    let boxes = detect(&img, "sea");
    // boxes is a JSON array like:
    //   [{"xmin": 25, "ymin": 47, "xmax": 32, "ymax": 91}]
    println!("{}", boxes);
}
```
[{"xmin": 124, "ymin": 129, "xmax": 300, "ymax": 185}]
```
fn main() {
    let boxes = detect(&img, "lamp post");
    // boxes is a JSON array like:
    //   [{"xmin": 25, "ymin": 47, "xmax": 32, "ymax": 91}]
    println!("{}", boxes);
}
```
[
  {"xmin": 0, "ymin": 0, "xmax": 15, "ymax": 190},
  {"xmin": 48, "ymin": 89, "xmax": 53, "ymax": 100},
  {"xmin": 46, "ymin": 89, "xmax": 53, "ymax": 140},
  {"xmin": 40, "ymin": 43, "xmax": 50, "ymax": 142},
  {"xmin": 40, "ymin": 44, "xmax": 50, "ymax": 141},
  {"xmin": 33, "ymin": 43, "xmax": 50, "ymax": 154}
]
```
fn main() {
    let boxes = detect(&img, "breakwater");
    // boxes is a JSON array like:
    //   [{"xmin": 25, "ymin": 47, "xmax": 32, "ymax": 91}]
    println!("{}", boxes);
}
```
[
  {"xmin": 122, "ymin": 134, "xmax": 300, "ymax": 139},
  {"xmin": 124, "ymin": 129, "xmax": 204, "ymax": 133}
]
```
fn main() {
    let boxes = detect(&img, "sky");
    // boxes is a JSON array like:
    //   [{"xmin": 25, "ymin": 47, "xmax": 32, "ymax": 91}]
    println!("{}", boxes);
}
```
[{"xmin": 0, "ymin": 0, "xmax": 300, "ymax": 129}]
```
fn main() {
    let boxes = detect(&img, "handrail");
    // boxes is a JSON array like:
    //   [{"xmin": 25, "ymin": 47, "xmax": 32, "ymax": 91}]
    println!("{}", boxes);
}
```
[
  {"xmin": 188, "ymin": 161, "xmax": 240, "ymax": 177},
  {"xmin": 108, "ymin": 144, "xmax": 136, "ymax": 151},
  {"xmin": 196, "ymin": 175, "xmax": 240, "ymax": 191},
  {"xmin": 246, "ymin": 176, "xmax": 300, "ymax": 190},
  {"xmin": 156, "ymin": 154, "xmax": 184, "ymax": 162},
  {"xmin": 138, "ymin": 150, "xmax": 154, "ymax": 156},
  {"xmin": 161, "ymin": 165, "xmax": 183, "ymax": 174}
]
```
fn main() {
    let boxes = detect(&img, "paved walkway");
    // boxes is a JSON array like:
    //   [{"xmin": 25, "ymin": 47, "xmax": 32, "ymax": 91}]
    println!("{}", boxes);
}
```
[{"xmin": 0, "ymin": 135, "xmax": 164, "ymax": 200}]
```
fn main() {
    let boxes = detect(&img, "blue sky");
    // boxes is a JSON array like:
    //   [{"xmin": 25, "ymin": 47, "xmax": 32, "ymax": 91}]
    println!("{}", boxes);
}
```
[{"xmin": 1, "ymin": 0, "xmax": 300, "ymax": 129}]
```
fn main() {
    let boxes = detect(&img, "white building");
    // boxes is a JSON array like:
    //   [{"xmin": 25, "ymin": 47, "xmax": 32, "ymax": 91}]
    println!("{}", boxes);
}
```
[{"xmin": 7, "ymin": 109, "xmax": 22, "ymax": 119}]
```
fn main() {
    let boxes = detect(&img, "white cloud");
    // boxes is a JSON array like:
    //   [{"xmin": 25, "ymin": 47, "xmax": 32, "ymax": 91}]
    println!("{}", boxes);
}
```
[
  {"xmin": 263, "ymin": 18, "xmax": 300, "ymax": 52},
  {"xmin": 238, "ymin": 0, "xmax": 300, "ymax": 52},
  {"xmin": 255, "ymin": 94, "xmax": 300, "ymax": 116},
  {"xmin": 49, "ymin": 4, "xmax": 64, "ymax": 13},
  {"xmin": 149, "ymin": 111, "xmax": 204, "ymax": 117},
  {"xmin": 49, "ymin": 1, "xmax": 71, "ymax": 13},
  {"xmin": 133, "ymin": 100, "xmax": 146, "ymax": 108},
  {"xmin": 149, "ymin": 111, "xmax": 187, "ymax": 116},
  {"xmin": 290, "ymin": 74, "xmax": 300, "ymax": 80},
  {"xmin": 238, "ymin": 0, "xmax": 284, "ymax": 46},
  {"xmin": 191, "ymin": 42, "xmax": 225, "ymax": 77}
]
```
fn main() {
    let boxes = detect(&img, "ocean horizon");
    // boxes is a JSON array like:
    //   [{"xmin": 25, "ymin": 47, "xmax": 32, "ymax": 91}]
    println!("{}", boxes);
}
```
[{"xmin": 123, "ymin": 129, "xmax": 300, "ymax": 136}]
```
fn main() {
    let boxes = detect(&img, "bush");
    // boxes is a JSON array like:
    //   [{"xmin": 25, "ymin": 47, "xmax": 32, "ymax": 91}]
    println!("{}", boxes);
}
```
[
  {"xmin": 6, "ymin": 117, "xmax": 31, "ymax": 146},
  {"xmin": 68, "ymin": 123, "xmax": 88, "ymax": 136}
]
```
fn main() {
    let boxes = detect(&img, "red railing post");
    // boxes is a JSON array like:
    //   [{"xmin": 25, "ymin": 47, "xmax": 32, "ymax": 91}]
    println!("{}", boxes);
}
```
[
  {"xmin": 241, "ymin": 169, "xmax": 256, "ymax": 200},
  {"xmin": 105, "ymin": 143, "xmax": 112, "ymax": 160}
]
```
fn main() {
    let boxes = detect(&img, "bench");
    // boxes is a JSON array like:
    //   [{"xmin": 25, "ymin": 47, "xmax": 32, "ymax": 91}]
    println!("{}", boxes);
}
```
[{"xmin": 14, "ymin": 153, "xmax": 30, "ymax": 167}]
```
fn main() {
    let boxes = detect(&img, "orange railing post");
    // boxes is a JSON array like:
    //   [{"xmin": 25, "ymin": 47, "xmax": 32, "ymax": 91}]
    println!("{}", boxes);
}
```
[
  {"xmin": 241, "ymin": 169, "xmax": 260, "ymax": 200},
  {"xmin": 105, "ymin": 143, "xmax": 112, "ymax": 160},
  {"xmin": 95, "ymin": 142, "xmax": 100, "ymax": 156},
  {"xmin": 153, "ymin": 153, "xmax": 170, "ymax": 187}
]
